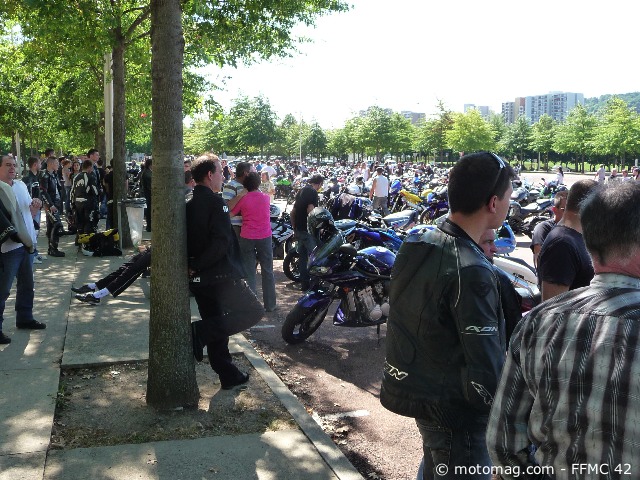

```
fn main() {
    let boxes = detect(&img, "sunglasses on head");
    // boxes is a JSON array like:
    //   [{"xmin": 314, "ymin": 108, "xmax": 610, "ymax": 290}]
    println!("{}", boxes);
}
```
[{"xmin": 487, "ymin": 152, "xmax": 507, "ymax": 202}]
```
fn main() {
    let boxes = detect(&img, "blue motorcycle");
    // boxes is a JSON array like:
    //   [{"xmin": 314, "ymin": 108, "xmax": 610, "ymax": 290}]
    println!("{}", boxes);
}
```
[
  {"xmin": 282, "ymin": 228, "xmax": 395, "ymax": 344},
  {"xmin": 282, "ymin": 219, "xmax": 403, "ymax": 282}
]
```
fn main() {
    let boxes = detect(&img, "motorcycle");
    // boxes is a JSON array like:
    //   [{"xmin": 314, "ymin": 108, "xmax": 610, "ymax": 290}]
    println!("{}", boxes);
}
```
[
  {"xmin": 507, "ymin": 197, "xmax": 554, "ymax": 235},
  {"xmin": 282, "ymin": 229, "xmax": 394, "ymax": 344},
  {"xmin": 283, "ymin": 219, "xmax": 403, "ymax": 282},
  {"xmin": 274, "ymin": 176, "xmax": 293, "ymax": 200},
  {"xmin": 270, "ymin": 204, "xmax": 295, "ymax": 259}
]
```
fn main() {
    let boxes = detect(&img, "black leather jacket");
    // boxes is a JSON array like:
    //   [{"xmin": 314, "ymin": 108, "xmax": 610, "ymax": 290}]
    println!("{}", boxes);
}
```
[
  {"xmin": 186, "ymin": 185, "xmax": 245, "ymax": 285},
  {"xmin": 39, "ymin": 169, "xmax": 63, "ymax": 208},
  {"xmin": 380, "ymin": 219, "xmax": 506, "ymax": 419}
]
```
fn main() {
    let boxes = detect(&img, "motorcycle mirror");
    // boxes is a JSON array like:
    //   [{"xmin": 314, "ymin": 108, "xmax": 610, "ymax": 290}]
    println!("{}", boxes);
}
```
[{"xmin": 339, "ymin": 244, "xmax": 358, "ymax": 257}]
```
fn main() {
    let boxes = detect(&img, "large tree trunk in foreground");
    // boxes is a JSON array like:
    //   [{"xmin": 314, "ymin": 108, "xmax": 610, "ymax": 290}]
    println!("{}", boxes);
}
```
[{"xmin": 146, "ymin": 0, "xmax": 199, "ymax": 408}]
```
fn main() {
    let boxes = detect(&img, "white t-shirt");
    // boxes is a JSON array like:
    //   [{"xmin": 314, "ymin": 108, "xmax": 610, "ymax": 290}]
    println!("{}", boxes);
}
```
[
  {"xmin": 261, "ymin": 165, "xmax": 277, "ymax": 179},
  {"xmin": 2, "ymin": 181, "xmax": 37, "ymax": 253},
  {"xmin": 373, "ymin": 174, "xmax": 389, "ymax": 197}
]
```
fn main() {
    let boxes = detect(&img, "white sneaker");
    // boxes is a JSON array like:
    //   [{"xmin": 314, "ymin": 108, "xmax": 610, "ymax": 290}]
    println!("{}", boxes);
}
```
[
  {"xmin": 33, "ymin": 256, "xmax": 42, "ymax": 264},
  {"xmin": 36, "ymin": 255, "xmax": 45, "ymax": 261}
]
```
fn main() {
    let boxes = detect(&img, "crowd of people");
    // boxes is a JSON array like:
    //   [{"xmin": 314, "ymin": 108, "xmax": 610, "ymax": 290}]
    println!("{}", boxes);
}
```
[
  {"xmin": 380, "ymin": 153, "xmax": 640, "ymax": 479},
  {"xmin": 0, "ymin": 148, "xmax": 108, "ymax": 344},
  {"xmin": 4, "ymin": 147, "xmax": 640, "ymax": 479}
]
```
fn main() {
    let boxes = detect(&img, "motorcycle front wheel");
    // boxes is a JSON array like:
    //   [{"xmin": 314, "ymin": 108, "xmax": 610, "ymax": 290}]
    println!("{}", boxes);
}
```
[
  {"xmin": 285, "ymin": 237, "xmax": 297, "ymax": 256},
  {"xmin": 283, "ymin": 250, "xmax": 301, "ymax": 282},
  {"xmin": 282, "ymin": 303, "xmax": 330, "ymax": 344}
]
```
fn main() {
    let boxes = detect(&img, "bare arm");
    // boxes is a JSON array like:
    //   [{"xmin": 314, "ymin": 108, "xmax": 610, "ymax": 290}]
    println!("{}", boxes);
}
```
[
  {"xmin": 541, "ymin": 281, "xmax": 570, "ymax": 302},
  {"xmin": 290, "ymin": 207, "xmax": 296, "ymax": 231},
  {"xmin": 532, "ymin": 244, "xmax": 542, "ymax": 269}
]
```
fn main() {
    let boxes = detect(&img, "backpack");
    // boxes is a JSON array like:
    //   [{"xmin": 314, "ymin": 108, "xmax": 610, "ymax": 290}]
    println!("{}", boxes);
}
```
[{"xmin": 79, "ymin": 228, "xmax": 122, "ymax": 257}]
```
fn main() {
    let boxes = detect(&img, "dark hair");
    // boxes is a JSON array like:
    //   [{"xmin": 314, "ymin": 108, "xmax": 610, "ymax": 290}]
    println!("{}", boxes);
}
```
[
  {"xmin": 144, "ymin": 158, "xmax": 152, "ymax": 169},
  {"xmin": 82, "ymin": 159, "xmax": 93, "ymax": 170},
  {"xmin": 184, "ymin": 170, "xmax": 193, "ymax": 185},
  {"xmin": 566, "ymin": 179, "xmax": 598, "ymax": 213},
  {"xmin": 553, "ymin": 190, "xmax": 568, "ymax": 208},
  {"xmin": 27, "ymin": 156, "xmax": 39, "ymax": 168},
  {"xmin": 448, "ymin": 152, "xmax": 516, "ymax": 214},
  {"xmin": 44, "ymin": 148, "xmax": 54, "ymax": 156},
  {"xmin": 235, "ymin": 161, "xmax": 251, "ymax": 178},
  {"xmin": 243, "ymin": 172, "xmax": 261, "ymax": 192},
  {"xmin": 308, "ymin": 174, "xmax": 324, "ymax": 186},
  {"xmin": 581, "ymin": 182, "xmax": 640, "ymax": 263},
  {"xmin": 87, "ymin": 148, "xmax": 99, "ymax": 157},
  {"xmin": 191, "ymin": 154, "xmax": 218, "ymax": 182}
]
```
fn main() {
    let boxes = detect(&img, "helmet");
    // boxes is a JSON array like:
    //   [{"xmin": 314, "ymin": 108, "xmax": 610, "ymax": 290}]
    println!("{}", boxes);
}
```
[
  {"xmin": 269, "ymin": 204, "xmax": 281, "ymax": 219},
  {"xmin": 346, "ymin": 184, "xmax": 362, "ymax": 195},
  {"xmin": 307, "ymin": 207, "xmax": 335, "ymax": 242},
  {"xmin": 495, "ymin": 222, "xmax": 516, "ymax": 254}
]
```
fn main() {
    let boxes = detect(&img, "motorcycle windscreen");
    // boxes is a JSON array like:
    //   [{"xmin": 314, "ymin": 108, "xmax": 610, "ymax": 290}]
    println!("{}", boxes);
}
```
[{"xmin": 309, "ymin": 232, "xmax": 344, "ymax": 268}]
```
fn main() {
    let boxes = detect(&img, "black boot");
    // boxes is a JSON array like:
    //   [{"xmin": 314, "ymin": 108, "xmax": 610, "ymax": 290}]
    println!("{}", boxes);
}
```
[{"xmin": 48, "ymin": 247, "xmax": 65, "ymax": 257}]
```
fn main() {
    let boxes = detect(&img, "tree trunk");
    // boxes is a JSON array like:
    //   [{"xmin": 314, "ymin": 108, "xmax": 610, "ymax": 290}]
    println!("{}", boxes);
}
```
[
  {"xmin": 112, "ymin": 38, "xmax": 133, "ymax": 246},
  {"xmin": 146, "ymin": 0, "xmax": 199, "ymax": 409}
]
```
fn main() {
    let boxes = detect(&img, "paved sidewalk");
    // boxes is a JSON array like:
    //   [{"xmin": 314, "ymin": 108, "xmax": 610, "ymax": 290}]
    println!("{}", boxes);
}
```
[{"xmin": 0, "ymin": 232, "xmax": 362, "ymax": 480}]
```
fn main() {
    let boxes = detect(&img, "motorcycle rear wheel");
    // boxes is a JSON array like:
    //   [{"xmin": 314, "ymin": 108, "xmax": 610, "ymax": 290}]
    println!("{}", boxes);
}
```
[
  {"xmin": 282, "ymin": 302, "xmax": 329, "ymax": 344},
  {"xmin": 283, "ymin": 250, "xmax": 301, "ymax": 282}
]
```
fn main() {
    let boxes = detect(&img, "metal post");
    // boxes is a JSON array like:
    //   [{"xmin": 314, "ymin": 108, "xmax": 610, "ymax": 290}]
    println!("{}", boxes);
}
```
[
  {"xmin": 104, "ymin": 53, "xmax": 114, "ymax": 163},
  {"xmin": 116, "ymin": 198, "xmax": 123, "ymax": 251},
  {"xmin": 14, "ymin": 131, "xmax": 22, "ymax": 174}
]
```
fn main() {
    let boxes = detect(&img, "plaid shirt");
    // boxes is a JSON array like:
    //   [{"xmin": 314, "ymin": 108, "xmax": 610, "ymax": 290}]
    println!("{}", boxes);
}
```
[
  {"xmin": 222, "ymin": 179, "xmax": 243, "ymax": 226},
  {"xmin": 487, "ymin": 273, "xmax": 640, "ymax": 480}
]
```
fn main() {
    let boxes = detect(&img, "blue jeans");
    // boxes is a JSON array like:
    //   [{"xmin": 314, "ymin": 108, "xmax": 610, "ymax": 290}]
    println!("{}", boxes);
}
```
[
  {"xmin": 295, "ymin": 231, "xmax": 317, "ymax": 287},
  {"xmin": 415, "ymin": 408, "xmax": 491, "ymax": 480},
  {"xmin": 238, "ymin": 236, "xmax": 276, "ymax": 311},
  {"xmin": 0, "ymin": 247, "xmax": 35, "ymax": 331}
]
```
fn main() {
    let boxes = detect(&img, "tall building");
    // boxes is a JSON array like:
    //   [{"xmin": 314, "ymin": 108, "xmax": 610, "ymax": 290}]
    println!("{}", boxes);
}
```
[
  {"xmin": 522, "ymin": 92, "xmax": 584, "ymax": 124},
  {"xmin": 464, "ymin": 104, "xmax": 490, "ymax": 119},
  {"xmin": 501, "ymin": 97, "xmax": 526, "ymax": 124}
]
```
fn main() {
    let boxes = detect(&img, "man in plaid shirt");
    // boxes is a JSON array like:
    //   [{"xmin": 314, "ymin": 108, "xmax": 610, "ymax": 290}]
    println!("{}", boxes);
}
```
[{"xmin": 487, "ymin": 181, "xmax": 640, "ymax": 480}]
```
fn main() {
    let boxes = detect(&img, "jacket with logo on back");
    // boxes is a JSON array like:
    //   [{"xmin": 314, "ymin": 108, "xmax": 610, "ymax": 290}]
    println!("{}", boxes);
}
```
[{"xmin": 380, "ymin": 219, "xmax": 505, "ymax": 419}]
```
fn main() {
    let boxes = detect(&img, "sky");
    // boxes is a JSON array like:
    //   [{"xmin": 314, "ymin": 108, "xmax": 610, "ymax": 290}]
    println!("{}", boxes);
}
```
[{"xmin": 201, "ymin": 0, "xmax": 640, "ymax": 129}]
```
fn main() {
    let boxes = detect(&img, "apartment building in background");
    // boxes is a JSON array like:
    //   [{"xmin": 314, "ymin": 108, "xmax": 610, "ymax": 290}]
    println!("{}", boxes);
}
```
[
  {"xmin": 463, "ymin": 104, "xmax": 490, "ymax": 120},
  {"xmin": 501, "ymin": 92, "xmax": 584, "ymax": 124}
]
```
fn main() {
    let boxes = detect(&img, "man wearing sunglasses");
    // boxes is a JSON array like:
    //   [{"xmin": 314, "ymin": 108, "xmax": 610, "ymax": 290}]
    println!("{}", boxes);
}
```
[{"xmin": 381, "ymin": 152, "xmax": 516, "ymax": 480}]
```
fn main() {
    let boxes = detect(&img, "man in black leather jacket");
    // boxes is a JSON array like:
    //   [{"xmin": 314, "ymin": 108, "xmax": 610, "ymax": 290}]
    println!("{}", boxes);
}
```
[
  {"xmin": 186, "ymin": 154, "xmax": 264, "ymax": 390},
  {"xmin": 39, "ymin": 156, "xmax": 65, "ymax": 257},
  {"xmin": 380, "ymin": 152, "xmax": 515, "ymax": 480}
]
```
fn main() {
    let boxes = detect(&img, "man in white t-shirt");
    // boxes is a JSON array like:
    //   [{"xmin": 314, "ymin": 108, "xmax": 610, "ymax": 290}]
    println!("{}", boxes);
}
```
[
  {"xmin": 0, "ymin": 155, "xmax": 46, "ymax": 344},
  {"xmin": 370, "ymin": 167, "xmax": 390, "ymax": 215},
  {"xmin": 261, "ymin": 161, "xmax": 277, "ymax": 180}
]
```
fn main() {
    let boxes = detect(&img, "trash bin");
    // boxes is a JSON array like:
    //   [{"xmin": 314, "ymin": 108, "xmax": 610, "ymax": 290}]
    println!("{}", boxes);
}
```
[{"xmin": 121, "ymin": 198, "xmax": 146, "ymax": 246}]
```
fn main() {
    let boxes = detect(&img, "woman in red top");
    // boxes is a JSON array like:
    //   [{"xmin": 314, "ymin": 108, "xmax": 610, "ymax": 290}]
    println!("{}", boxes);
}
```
[{"xmin": 230, "ymin": 172, "xmax": 276, "ymax": 311}]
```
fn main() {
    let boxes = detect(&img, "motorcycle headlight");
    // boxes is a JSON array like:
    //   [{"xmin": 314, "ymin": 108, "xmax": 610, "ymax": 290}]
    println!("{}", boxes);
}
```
[{"xmin": 310, "ymin": 266, "xmax": 331, "ymax": 275}]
